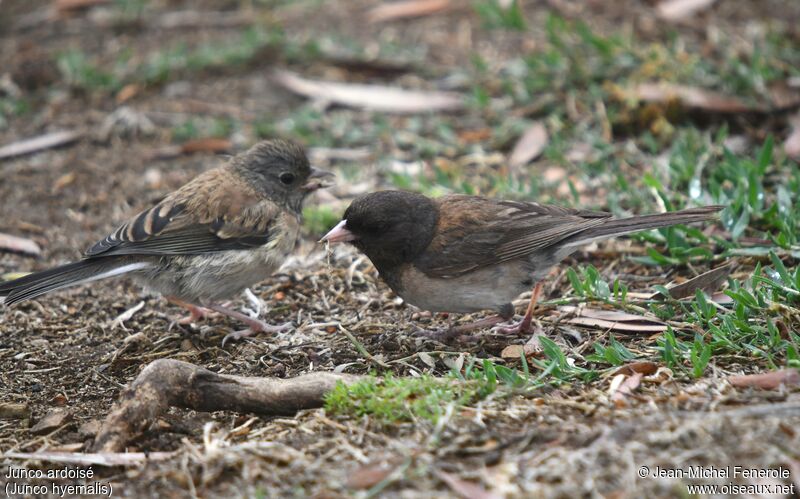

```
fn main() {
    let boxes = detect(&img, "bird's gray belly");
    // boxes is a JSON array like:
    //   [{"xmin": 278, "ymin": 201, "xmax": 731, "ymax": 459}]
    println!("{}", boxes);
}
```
[{"xmin": 397, "ymin": 262, "xmax": 532, "ymax": 314}]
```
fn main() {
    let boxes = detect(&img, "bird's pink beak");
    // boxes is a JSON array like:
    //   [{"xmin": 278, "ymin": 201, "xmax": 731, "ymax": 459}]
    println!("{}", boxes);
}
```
[{"xmin": 320, "ymin": 219, "xmax": 357, "ymax": 243}]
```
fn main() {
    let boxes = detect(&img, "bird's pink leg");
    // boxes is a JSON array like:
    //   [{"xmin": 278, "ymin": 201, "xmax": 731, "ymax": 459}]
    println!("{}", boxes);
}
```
[
  {"xmin": 493, "ymin": 282, "xmax": 543, "ymax": 335},
  {"xmin": 205, "ymin": 303, "xmax": 292, "ymax": 346}
]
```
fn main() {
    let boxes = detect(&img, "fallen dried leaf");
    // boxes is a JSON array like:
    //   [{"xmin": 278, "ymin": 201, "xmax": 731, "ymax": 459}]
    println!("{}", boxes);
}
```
[
  {"xmin": 623, "ymin": 83, "xmax": 758, "ymax": 114},
  {"xmin": 368, "ymin": 0, "xmax": 452, "ymax": 23},
  {"xmin": 656, "ymin": 0, "xmax": 716, "ymax": 21},
  {"xmin": 614, "ymin": 362, "xmax": 659, "ymax": 377},
  {"xmin": 728, "ymin": 369, "xmax": 800, "ymax": 390},
  {"xmin": 181, "ymin": 138, "xmax": 232, "ymax": 155},
  {"xmin": 273, "ymin": 70, "xmax": 464, "ymax": 114},
  {"xmin": 0, "ymin": 232, "xmax": 41, "ymax": 257},
  {"xmin": 418, "ymin": 351, "xmax": 437, "ymax": 368},
  {"xmin": 4, "ymin": 451, "xmax": 176, "ymax": 466},
  {"xmin": 508, "ymin": 122, "xmax": 548, "ymax": 169},
  {"xmin": 610, "ymin": 372, "xmax": 643, "ymax": 407},
  {"xmin": 0, "ymin": 130, "xmax": 82, "ymax": 160},
  {"xmin": 150, "ymin": 138, "xmax": 232, "ymax": 160},
  {"xmin": 30, "ymin": 409, "xmax": 72, "ymax": 435},
  {"xmin": 347, "ymin": 462, "xmax": 396, "ymax": 489},
  {"xmin": 785, "ymin": 112, "xmax": 800, "ymax": 160},
  {"xmin": 55, "ymin": 0, "xmax": 109, "ymax": 14},
  {"xmin": 561, "ymin": 306, "xmax": 668, "ymax": 333},
  {"xmin": 663, "ymin": 264, "xmax": 733, "ymax": 300},
  {"xmin": 435, "ymin": 470, "xmax": 500, "ymax": 499}
]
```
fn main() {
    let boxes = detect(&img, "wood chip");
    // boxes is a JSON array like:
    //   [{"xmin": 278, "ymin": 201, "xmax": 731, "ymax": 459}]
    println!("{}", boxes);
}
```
[
  {"xmin": 30, "ymin": 409, "xmax": 72, "ymax": 435},
  {"xmin": 4, "ymin": 451, "xmax": 176, "ymax": 466},
  {"xmin": 368, "ymin": 0, "xmax": 452, "ymax": 23},
  {"xmin": 501, "ymin": 344, "xmax": 525, "ymax": 360},
  {"xmin": 657, "ymin": 0, "xmax": 716, "ymax": 21},
  {"xmin": 0, "ymin": 403, "xmax": 30, "ymax": 419},
  {"xmin": 663, "ymin": 263, "xmax": 733, "ymax": 300},
  {"xmin": 508, "ymin": 122, "xmax": 548, "ymax": 169},
  {"xmin": 728, "ymin": 369, "xmax": 800, "ymax": 390},
  {"xmin": 0, "ymin": 232, "xmax": 41, "ymax": 257},
  {"xmin": 623, "ymin": 83, "xmax": 759, "ymax": 114},
  {"xmin": 0, "ymin": 130, "xmax": 82, "ymax": 160},
  {"xmin": 273, "ymin": 70, "xmax": 464, "ymax": 114}
]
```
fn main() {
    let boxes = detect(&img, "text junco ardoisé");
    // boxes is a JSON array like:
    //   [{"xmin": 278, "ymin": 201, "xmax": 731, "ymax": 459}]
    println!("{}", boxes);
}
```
[
  {"xmin": 1, "ymin": 139, "xmax": 332, "ymax": 342},
  {"xmin": 322, "ymin": 191, "xmax": 721, "ymax": 339}
]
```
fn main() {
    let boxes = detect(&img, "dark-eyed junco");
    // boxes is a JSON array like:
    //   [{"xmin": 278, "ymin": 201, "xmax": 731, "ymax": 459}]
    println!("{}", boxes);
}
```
[
  {"xmin": 322, "ymin": 190, "xmax": 721, "ymax": 340},
  {"xmin": 1, "ymin": 139, "xmax": 332, "ymax": 342}
]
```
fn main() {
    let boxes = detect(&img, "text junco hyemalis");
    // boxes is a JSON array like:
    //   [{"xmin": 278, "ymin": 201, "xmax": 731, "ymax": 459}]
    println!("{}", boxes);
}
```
[
  {"xmin": 322, "ymin": 191, "xmax": 721, "ymax": 340},
  {"xmin": 1, "ymin": 139, "xmax": 332, "ymax": 342}
]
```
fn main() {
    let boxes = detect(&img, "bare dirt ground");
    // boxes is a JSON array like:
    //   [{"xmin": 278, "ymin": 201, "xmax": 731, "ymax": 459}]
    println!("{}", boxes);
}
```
[{"xmin": 1, "ymin": 0, "xmax": 799, "ymax": 497}]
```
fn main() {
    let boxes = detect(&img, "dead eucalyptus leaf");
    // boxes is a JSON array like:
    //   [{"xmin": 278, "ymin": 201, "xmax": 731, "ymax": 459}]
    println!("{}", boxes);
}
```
[
  {"xmin": 273, "ymin": 70, "xmax": 464, "ymax": 114},
  {"xmin": 728, "ymin": 369, "xmax": 800, "ymax": 390},
  {"xmin": 663, "ymin": 264, "xmax": 733, "ymax": 300},
  {"xmin": 561, "ymin": 306, "xmax": 668, "ymax": 333},
  {"xmin": 785, "ymin": 112, "xmax": 800, "ymax": 160},
  {"xmin": 0, "ymin": 232, "xmax": 41, "ymax": 257},
  {"xmin": 435, "ymin": 470, "xmax": 500, "ymax": 499},
  {"xmin": 624, "ymin": 83, "xmax": 758, "ymax": 114},
  {"xmin": 347, "ymin": 462, "xmax": 396, "ymax": 489},
  {"xmin": 368, "ymin": 0, "xmax": 452, "ymax": 23},
  {"xmin": 614, "ymin": 362, "xmax": 659, "ymax": 377},
  {"xmin": 508, "ymin": 122, "xmax": 548, "ymax": 169},
  {"xmin": 657, "ymin": 0, "xmax": 716, "ymax": 21},
  {"xmin": 610, "ymin": 372, "xmax": 643, "ymax": 407},
  {"xmin": 0, "ymin": 130, "xmax": 82, "ymax": 160}
]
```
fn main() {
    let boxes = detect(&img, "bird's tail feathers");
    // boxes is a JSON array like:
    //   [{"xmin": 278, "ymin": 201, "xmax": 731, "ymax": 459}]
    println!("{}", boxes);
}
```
[
  {"xmin": 0, "ymin": 260, "xmax": 150, "ymax": 307},
  {"xmin": 562, "ymin": 205, "xmax": 723, "ymax": 248}
]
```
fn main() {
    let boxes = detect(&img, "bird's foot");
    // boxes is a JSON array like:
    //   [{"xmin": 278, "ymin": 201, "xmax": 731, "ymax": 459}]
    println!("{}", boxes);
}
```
[
  {"xmin": 491, "ymin": 315, "xmax": 534, "ymax": 335},
  {"xmin": 175, "ymin": 305, "xmax": 216, "ymax": 325},
  {"xmin": 412, "ymin": 315, "xmax": 507, "ymax": 343},
  {"xmin": 166, "ymin": 297, "xmax": 219, "ymax": 330}
]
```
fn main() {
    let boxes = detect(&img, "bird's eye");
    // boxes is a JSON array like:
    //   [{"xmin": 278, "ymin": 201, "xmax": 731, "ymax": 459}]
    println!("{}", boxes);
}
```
[{"xmin": 279, "ymin": 172, "xmax": 296, "ymax": 185}]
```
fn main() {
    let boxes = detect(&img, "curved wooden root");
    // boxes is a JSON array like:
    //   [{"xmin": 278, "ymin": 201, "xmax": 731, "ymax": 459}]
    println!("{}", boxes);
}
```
[{"xmin": 93, "ymin": 359, "xmax": 361, "ymax": 452}]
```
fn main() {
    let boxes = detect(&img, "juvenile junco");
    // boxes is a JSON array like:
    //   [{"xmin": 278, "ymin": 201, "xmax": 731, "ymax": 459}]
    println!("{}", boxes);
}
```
[
  {"xmin": 322, "ymin": 191, "xmax": 721, "ymax": 340},
  {"xmin": 1, "ymin": 139, "xmax": 332, "ymax": 342}
]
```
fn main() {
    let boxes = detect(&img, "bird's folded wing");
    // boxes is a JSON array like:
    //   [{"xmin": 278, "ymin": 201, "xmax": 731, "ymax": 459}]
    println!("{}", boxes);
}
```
[
  {"xmin": 416, "ymin": 195, "xmax": 611, "ymax": 278},
  {"xmin": 84, "ymin": 169, "xmax": 282, "ymax": 257}
]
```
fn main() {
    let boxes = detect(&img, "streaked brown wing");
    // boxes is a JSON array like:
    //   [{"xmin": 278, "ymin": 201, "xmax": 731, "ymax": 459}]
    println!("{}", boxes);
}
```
[
  {"xmin": 416, "ymin": 195, "xmax": 611, "ymax": 278},
  {"xmin": 85, "ymin": 167, "xmax": 281, "ymax": 258}
]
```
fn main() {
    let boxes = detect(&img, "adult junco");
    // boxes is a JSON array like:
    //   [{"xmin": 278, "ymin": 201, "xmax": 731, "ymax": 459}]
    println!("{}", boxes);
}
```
[
  {"xmin": 322, "ymin": 190, "xmax": 721, "ymax": 340},
  {"xmin": 1, "ymin": 139, "xmax": 332, "ymax": 342}
]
